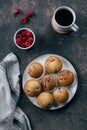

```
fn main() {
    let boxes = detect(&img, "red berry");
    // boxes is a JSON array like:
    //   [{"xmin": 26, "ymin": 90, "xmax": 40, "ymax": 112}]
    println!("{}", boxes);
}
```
[
  {"xmin": 22, "ymin": 36, "xmax": 27, "ymax": 42},
  {"xmin": 28, "ymin": 37, "xmax": 34, "ymax": 43},
  {"xmin": 16, "ymin": 34, "xmax": 22, "ymax": 39},
  {"xmin": 16, "ymin": 38, "xmax": 22, "ymax": 45},
  {"xmin": 27, "ymin": 11, "xmax": 33, "ymax": 17},
  {"xmin": 22, "ymin": 43, "xmax": 26, "ymax": 48},
  {"xmin": 26, "ymin": 31, "xmax": 33, "ymax": 37},
  {"xmin": 21, "ymin": 17, "xmax": 27, "ymax": 23},
  {"xmin": 22, "ymin": 31, "xmax": 27, "ymax": 36},
  {"xmin": 14, "ymin": 8, "xmax": 20, "ymax": 14},
  {"xmin": 24, "ymin": 41, "xmax": 31, "ymax": 47}
]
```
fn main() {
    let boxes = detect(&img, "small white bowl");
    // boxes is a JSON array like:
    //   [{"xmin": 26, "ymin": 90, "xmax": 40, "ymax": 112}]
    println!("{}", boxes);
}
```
[{"xmin": 14, "ymin": 28, "xmax": 35, "ymax": 50}]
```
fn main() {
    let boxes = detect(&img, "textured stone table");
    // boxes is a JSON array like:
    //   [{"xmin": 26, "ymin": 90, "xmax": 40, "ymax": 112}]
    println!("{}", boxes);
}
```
[{"xmin": 0, "ymin": 0, "xmax": 87, "ymax": 130}]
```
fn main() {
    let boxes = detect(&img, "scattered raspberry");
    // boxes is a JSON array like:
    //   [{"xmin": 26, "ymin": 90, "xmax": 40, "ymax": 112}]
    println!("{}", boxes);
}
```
[
  {"xmin": 27, "ymin": 11, "xmax": 33, "ymax": 17},
  {"xmin": 14, "ymin": 8, "xmax": 20, "ymax": 14},
  {"xmin": 21, "ymin": 17, "xmax": 27, "ymax": 23},
  {"xmin": 28, "ymin": 37, "xmax": 34, "ymax": 43}
]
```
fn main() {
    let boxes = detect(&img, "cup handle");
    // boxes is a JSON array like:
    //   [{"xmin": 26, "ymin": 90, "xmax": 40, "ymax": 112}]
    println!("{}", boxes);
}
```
[{"xmin": 71, "ymin": 24, "xmax": 79, "ymax": 32}]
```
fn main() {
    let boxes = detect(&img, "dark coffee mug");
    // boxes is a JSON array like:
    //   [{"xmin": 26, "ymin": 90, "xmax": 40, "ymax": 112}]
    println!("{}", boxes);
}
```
[{"xmin": 52, "ymin": 6, "xmax": 79, "ymax": 34}]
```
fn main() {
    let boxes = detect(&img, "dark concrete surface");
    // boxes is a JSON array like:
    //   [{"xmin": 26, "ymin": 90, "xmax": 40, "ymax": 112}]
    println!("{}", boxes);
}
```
[{"xmin": 0, "ymin": 0, "xmax": 87, "ymax": 130}]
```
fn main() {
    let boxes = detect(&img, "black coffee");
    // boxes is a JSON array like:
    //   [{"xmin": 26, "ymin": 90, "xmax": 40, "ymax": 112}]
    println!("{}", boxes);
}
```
[{"xmin": 55, "ymin": 9, "xmax": 73, "ymax": 26}]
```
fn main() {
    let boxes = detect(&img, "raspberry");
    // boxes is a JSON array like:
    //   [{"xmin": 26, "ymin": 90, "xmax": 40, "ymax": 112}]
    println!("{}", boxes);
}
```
[
  {"xmin": 28, "ymin": 37, "xmax": 34, "ymax": 43},
  {"xmin": 22, "ymin": 43, "xmax": 26, "ymax": 48},
  {"xmin": 24, "ymin": 41, "xmax": 31, "ymax": 47},
  {"xmin": 22, "ymin": 36, "xmax": 27, "ymax": 42},
  {"xmin": 16, "ymin": 34, "xmax": 22, "ymax": 39},
  {"xmin": 21, "ymin": 17, "xmax": 27, "ymax": 23},
  {"xmin": 22, "ymin": 31, "xmax": 27, "ymax": 36},
  {"xmin": 14, "ymin": 8, "xmax": 20, "ymax": 14},
  {"xmin": 26, "ymin": 31, "xmax": 33, "ymax": 37},
  {"xmin": 16, "ymin": 38, "xmax": 22, "ymax": 45},
  {"xmin": 27, "ymin": 11, "xmax": 33, "ymax": 17}
]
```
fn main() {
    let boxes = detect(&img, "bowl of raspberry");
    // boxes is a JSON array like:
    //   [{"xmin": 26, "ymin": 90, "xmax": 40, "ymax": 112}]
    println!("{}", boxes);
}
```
[{"xmin": 14, "ymin": 28, "xmax": 35, "ymax": 50}]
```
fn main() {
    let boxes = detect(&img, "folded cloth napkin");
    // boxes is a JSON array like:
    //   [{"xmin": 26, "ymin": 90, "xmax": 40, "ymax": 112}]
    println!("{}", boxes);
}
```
[{"xmin": 0, "ymin": 53, "xmax": 32, "ymax": 130}]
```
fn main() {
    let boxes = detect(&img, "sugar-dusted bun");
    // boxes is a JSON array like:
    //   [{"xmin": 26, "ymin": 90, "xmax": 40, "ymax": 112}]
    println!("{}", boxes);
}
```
[
  {"xmin": 53, "ymin": 87, "xmax": 69, "ymax": 103},
  {"xmin": 27, "ymin": 62, "xmax": 44, "ymax": 78},
  {"xmin": 58, "ymin": 70, "xmax": 74, "ymax": 86},
  {"xmin": 37, "ymin": 92, "xmax": 54, "ymax": 108},
  {"xmin": 41, "ymin": 74, "xmax": 56, "ymax": 91},
  {"xmin": 45, "ymin": 56, "xmax": 62, "ymax": 73},
  {"xmin": 24, "ymin": 79, "xmax": 42, "ymax": 97}
]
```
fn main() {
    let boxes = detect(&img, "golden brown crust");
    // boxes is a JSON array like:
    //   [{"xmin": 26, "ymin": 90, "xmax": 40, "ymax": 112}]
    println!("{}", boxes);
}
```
[
  {"xmin": 37, "ymin": 92, "xmax": 54, "ymax": 108},
  {"xmin": 27, "ymin": 62, "xmax": 44, "ymax": 78},
  {"xmin": 45, "ymin": 56, "xmax": 62, "ymax": 73},
  {"xmin": 24, "ymin": 79, "xmax": 42, "ymax": 97},
  {"xmin": 41, "ymin": 75, "xmax": 56, "ymax": 91},
  {"xmin": 53, "ymin": 87, "xmax": 69, "ymax": 103},
  {"xmin": 58, "ymin": 70, "xmax": 74, "ymax": 86}
]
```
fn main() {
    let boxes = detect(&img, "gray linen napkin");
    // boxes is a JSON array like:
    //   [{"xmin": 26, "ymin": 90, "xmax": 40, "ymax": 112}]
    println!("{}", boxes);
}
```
[{"xmin": 0, "ymin": 53, "xmax": 32, "ymax": 130}]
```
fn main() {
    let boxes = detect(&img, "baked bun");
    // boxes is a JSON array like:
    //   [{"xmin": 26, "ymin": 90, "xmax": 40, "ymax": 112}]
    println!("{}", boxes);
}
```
[
  {"xmin": 24, "ymin": 79, "xmax": 42, "ymax": 97},
  {"xmin": 27, "ymin": 62, "xmax": 44, "ymax": 78},
  {"xmin": 45, "ymin": 56, "xmax": 62, "ymax": 73},
  {"xmin": 41, "ymin": 75, "xmax": 56, "ymax": 91},
  {"xmin": 53, "ymin": 87, "xmax": 69, "ymax": 103},
  {"xmin": 37, "ymin": 92, "xmax": 54, "ymax": 108},
  {"xmin": 58, "ymin": 70, "xmax": 74, "ymax": 86}
]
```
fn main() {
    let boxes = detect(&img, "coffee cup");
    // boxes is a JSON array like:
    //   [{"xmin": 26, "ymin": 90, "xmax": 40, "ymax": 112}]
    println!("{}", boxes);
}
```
[{"xmin": 51, "ymin": 6, "xmax": 79, "ymax": 34}]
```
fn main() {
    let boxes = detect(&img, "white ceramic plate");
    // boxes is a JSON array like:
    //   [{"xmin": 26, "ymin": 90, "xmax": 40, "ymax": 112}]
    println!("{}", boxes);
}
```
[{"xmin": 22, "ymin": 54, "xmax": 78, "ymax": 110}]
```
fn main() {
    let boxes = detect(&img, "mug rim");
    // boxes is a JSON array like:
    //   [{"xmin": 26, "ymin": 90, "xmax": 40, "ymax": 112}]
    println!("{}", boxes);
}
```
[{"xmin": 54, "ymin": 6, "xmax": 76, "ymax": 28}]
